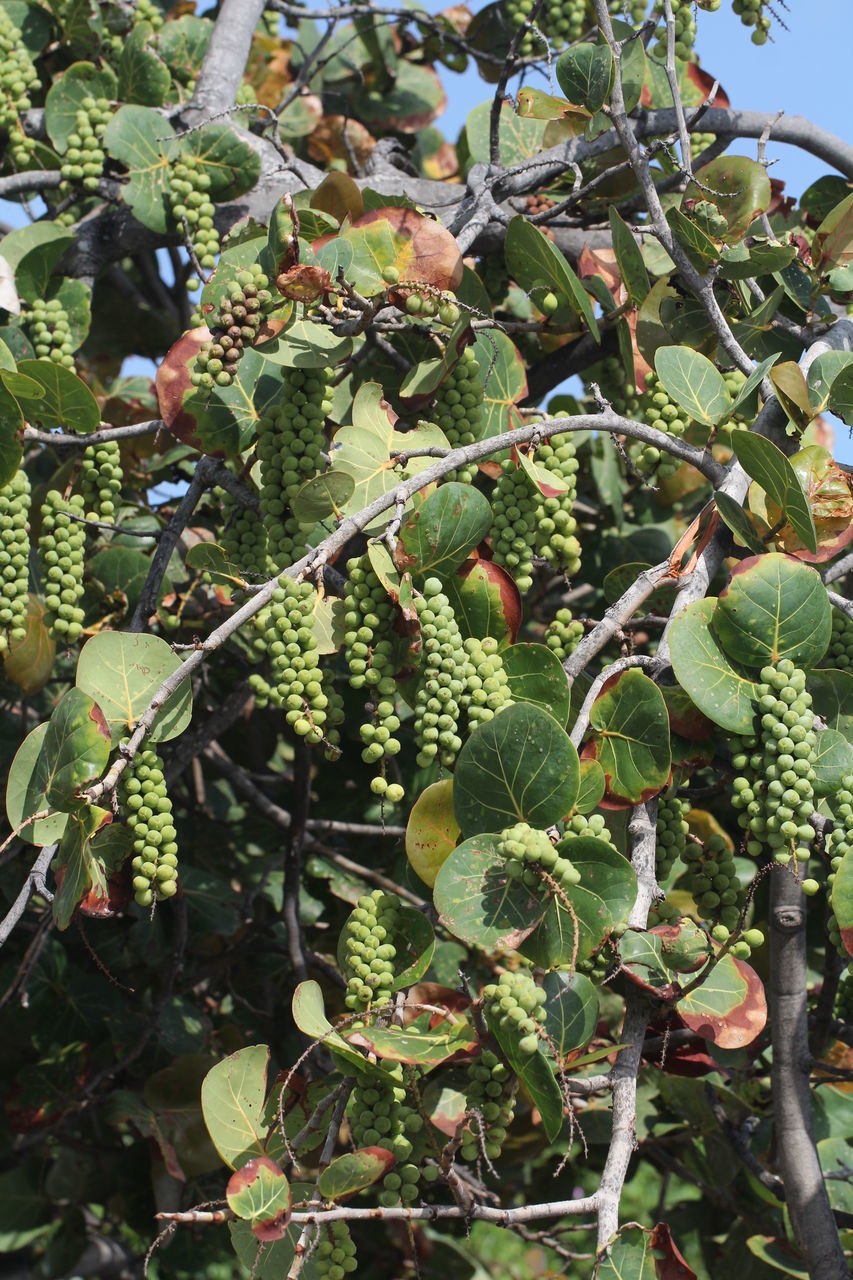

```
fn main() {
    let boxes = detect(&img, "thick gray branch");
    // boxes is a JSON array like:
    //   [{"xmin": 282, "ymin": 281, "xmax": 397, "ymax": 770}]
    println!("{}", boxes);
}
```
[{"xmin": 770, "ymin": 870, "xmax": 848, "ymax": 1279}]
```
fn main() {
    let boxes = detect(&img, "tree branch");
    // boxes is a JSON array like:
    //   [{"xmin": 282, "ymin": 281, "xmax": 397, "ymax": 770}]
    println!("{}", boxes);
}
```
[
  {"xmin": 0, "ymin": 844, "xmax": 57, "ymax": 950},
  {"xmin": 769, "ymin": 870, "xmax": 848, "ymax": 1279}
]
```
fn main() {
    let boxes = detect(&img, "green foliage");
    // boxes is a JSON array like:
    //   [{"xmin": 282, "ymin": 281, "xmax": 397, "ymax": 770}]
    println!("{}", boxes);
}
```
[{"xmin": 1, "ymin": 6, "xmax": 852, "ymax": 1280}]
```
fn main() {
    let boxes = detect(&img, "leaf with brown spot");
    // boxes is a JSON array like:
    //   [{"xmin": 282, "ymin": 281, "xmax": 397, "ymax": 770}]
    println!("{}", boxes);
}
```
[
  {"xmin": 676, "ymin": 951, "xmax": 767, "ymax": 1049},
  {"xmin": 314, "ymin": 206, "xmax": 462, "ymax": 298},
  {"xmin": 226, "ymin": 1156, "xmax": 292, "ymax": 1241}
]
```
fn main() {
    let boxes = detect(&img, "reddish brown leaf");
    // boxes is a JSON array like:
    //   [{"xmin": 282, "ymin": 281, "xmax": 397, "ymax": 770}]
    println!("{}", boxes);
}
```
[
  {"xmin": 403, "ymin": 982, "xmax": 471, "ymax": 1027},
  {"xmin": 684, "ymin": 63, "xmax": 730, "ymax": 108},
  {"xmin": 275, "ymin": 264, "xmax": 332, "ymax": 302},
  {"xmin": 650, "ymin": 1222, "xmax": 698, "ymax": 1279},
  {"xmin": 678, "ymin": 955, "xmax": 767, "ymax": 1049},
  {"xmin": 156, "ymin": 326, "xmax": 213, "ymax": 454},
  {"xmin": 76, "ymin": 861, "xmax": 132, "ymax": 919}
]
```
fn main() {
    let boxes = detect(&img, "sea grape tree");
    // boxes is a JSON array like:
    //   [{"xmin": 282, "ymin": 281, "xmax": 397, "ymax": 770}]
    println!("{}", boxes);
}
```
[{"xmin": 1, "ymin": 2, "xmax": 853, "ymax": 1278}]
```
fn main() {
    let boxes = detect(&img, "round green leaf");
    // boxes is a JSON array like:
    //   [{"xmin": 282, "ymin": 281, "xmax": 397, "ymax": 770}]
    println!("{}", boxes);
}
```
[
  {"xmin": 502, "ymin": 641, "xmax": 572, "ymax": 727},
  {"xmin": 169, "ymin": 124, "xmax": 262, "ymax": 204},
  {"xmin": 654, "ymin": 345, "xmax": 732, "ymax": 428},
  {"xmin": 317, "ymin": 1148, "xmax": 395, "ymax": 1202},
  {"xmin": 104, "ymin": 105, "xmax": 176, "ymax": 234},
  {"xmin": 541, "ymin": 970, "xmax": 599, "ymax": 1058},
  {"xmin": 586, "ymin": 668, "xmax": 671, "ymax": 804},
  {"xmin": 433, "ymin": 834, "xmax": 546, "ymax": 949},
  {"xmin": 396, "ymin": 483, "xmax": 492, "ymax": 579},
  {"xmin": 555, "ymin": 41, "xmax": 615, "ymax": 113},
  {"xmin": 669, "ymin": 597, "xmax": 759, "ymax": 733},
  {"xmin": 812, "ymin": 729, "xmax": 853, "ymax": 798},
  {"xmin": 713, "ymin": 553, "xmax": 831, "ymax": 669},
  {"xmin": 453, "ymin": 702, "xmax": 580, "ymax": 837},
  {"xmin": 16, "ymin": 359, "xmax": 100, "ymax": 433},
  {"xmin": 201, "ymin": 1045, "xmax": 270, "ymax": 1172},
  {"xmin": 686, "ymin": 156, "xmax": 772, "ymax": 243},
  {"xmin": 75, "ymin": 632, "xmax": 193, "ymax": 745},
  {"xmin": 6, "ymin": 722, "xmax": 69, "ymax": 846},
  {"xmin": 810, "ymin": 668, "xmax": 853, "ymax": 739},
  {"xmin": 575, "ymin": 759, "xmax": 606, "ymax": 814},
  {"xmin": 290, "ymin": 470, "xmax": 354, "ymax": 522}
]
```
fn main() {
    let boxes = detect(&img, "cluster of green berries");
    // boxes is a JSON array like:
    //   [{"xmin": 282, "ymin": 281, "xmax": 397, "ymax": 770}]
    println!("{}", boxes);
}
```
[
  {"xmin": 533, "ymin": 438, "xmax": 581, "ymax": 578},
  {"xmin": 828, "ymin": 779, "xmax": 853, "ymax": 956},
  {"xmin": 342, "ymin": 890, "xmax": 400, "ymax": 1011},
  {"xmin": 731, "ymin": 660, "xmax": 818, "ymax": 866},
  {"xmin": 382, "ymin": 269, "xmax": 460, "ymax": 326},
  {"xmin": 462, "ymin": 1050, "xmax": 515, "ymax": 1163},
  {"xmin": 710, "ymin": 919, "xmax": 765, "ymax": 960},
  {"xmin": 544, "ymin": 607, "xmax": 584, "ymax": 662},
  {"xmin": 656, "ymin": 791, "xmax": 689, "ymax": 883},
  {"xmin": 413, "ymin": 578, "xmax": 465, "ymax": 770},
  {"xmin": 250, "ymin": 577, "xmax": 336, "ymax": 747},
  {"xmin": 564, "ymin": 810, "xmax": 617, "ymax": 848},
  {"xmin": 220, "ymin": 491, "xmax": 269, "ymax": 578},
  {"xmin": 732, "ymin": 0, "xmax": 771, "ymax": 45},
  {"xmin": 0, "ymin": 6, "xmax": 39, "ymax": 165},
  {"xmin": 609, "ymin": 0, "xmax": 647, "ymax": 19},
  {"xmin": 491, "ymin": 461, "xmax": 540, "ymax": 592},
  {"xmin": 342, "ymin": 557, "xmax": 403, "ymax": 799},
  {"xmin": 835, "ymin": 972, "xmax": 853, "ymax": 1023},
  {"xmin": 256, "ymin": 365, "xmax": 333, "ymax": 567},
  {"xmin": 476, "ymin": 257, "xmax": 510, "ymax": 309},
  {"xmin": 433, "ymin": 347, "xmax": 484, "ymax": 483},
  {"xmin": 577, "ymin": 937, "xmax": 619, "ymax": 981},
  {"xmin": 80, "ymin": 440, "xmax": 122, "ymax": 523},
  {"xmin": 483, "ymin": 969, "xmax": 546, "ymax": 1057},
  {"xmin": 637, "ymin": 371, "xmax": 690, "ymax": 479},
  {"xmin": 826, "ymin": 610, "xmax": 853, "ymax": 671},
  {"xmin": 192, "ymin": 266, "xmax": 272, "ymax": 387},
  {"xmin": 721, "ymin": 368, "xmax": 748, "ymax": 427},
  {"xmin": 350, "ymin": 1071, "xmax": 425, "ymax": 1205},
  {"xmin": 588, "ymin": 355, "xmax": 641, "ymax": 420},
  {"xmin": 60, "ymin": 97, "xmax": 111, "ymax": 193},
  {"xmin": 505, "ymin": 0, "xmax": 587, "ymax": 55},
  {"xmin": 0, "ymin": 469, "xmax": 30, "ymax": 652},
  {"xmin": 24, "ymin": 298, "xmax": 75, "ymax": 368},
  {"xmin": 652, "ymin": 0, "xmax": 696, "ymax": 60},
  {"xmin": 690, "ymin": 129, "xmax": 717, "ymax": 162},
  {"xmin": 498, "ymin": 821, "xmax": 580, "ymax": 893},
  {"xmin": 119, "ymin": 745, "xmax": 179, "ymax": 908},
  {"xmin": 682, "ymin": 832, "xmax": 743, "ymax": 931},
  {"xmin": 169, "ymin": 153, "xmax": 219, "ymax": 275},
  {"xmin": 684, "ymin": 198, "xmax": 729, "ymax": 240},
  {"xmin": 38, "ymin": 491, "xmax": 86, "ymax": 642},
  {"xmin": 312, "ymin": 1221, "xmax": 357, "ymax": 1279},
  {"xmin": 136, "ymin": 0, "xmax": 165, "ymax": 29},
  {"xmin": 459, "ymin": 635, "xmax": 512, "ymax": 727}
]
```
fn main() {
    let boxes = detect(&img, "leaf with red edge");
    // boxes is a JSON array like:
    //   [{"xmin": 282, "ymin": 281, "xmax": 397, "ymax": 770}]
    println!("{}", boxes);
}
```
[
  {"xmin": 445, "ymin": 558, "xmax": 522, "ymax": 644},
  {"xmin": 226, "ymin": 1156, "xmax": 292, "ymax": 1242},
  {"xmin": 812, "ymin": 190, "xmax": 853, "ymax": 273},
  {"xmin": 515, "ymin": 446, "xmax": 570, "ymax": 498},
  {"xmin": 686, "ymin": 157, "xmax": 772, "ymax": 244},
  {"xmin": 473, "ymin": 329, "xmax": 528, "ymax": 439},
  {"xmin": 649, "ymin": 1223, "xmax": 698, "ymax": 1280},
  {"xmin": 313, "ymin": 206, "xmax": 462, "ymax": 298},
  {"xmin": 661, "ymin": 686, "xmax": 715, "ymax": 743},
  {"xmin": 676, "ymin": 951, "xmax": 767, "ymax": 1048},
  {"xmin": 584, "ymin": 669, "xmax": 671, "ymax": 805},
  {"xmin": 73, "ymin": 828, "xmax": 133, "ymax": 920},
  {"xmin": 749, "ymin": 445, "xmax": 853, "ymax": 564},
  {"xmin": 318, "ymin": 1148, "xmax": 396, "ymax": 1202},
  {"xmin": 433, "ymin": 833, "xmax": 547, "ymax": 949},
  {"xmin": 346, "ymin": 1015, "xmax": 477, "ymax": 1067}
]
